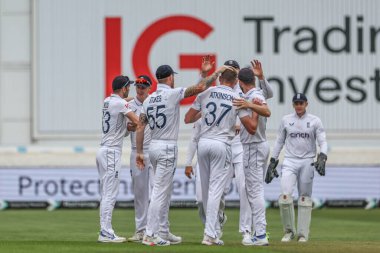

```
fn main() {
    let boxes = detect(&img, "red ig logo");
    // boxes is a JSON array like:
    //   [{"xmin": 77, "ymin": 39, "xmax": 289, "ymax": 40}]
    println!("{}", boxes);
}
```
[{"xmin": 105, "ymin": 15, "xmax": 216, "ymax": 105}]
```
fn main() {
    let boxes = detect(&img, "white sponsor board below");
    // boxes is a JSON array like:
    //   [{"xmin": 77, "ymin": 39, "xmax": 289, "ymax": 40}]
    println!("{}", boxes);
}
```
[{"xmin": 0, "ymin": 167, "xmax": 379, "ymax": 201}]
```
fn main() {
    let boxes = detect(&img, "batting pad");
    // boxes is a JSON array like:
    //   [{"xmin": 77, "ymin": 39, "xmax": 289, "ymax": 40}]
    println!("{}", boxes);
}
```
[
  {"xmin": 278, "ymin": 194, "xmax": 296, "ymax": 234},
  {"xmin": 297, "ymin": 196, "xmax": 313, "ymax": 240}
]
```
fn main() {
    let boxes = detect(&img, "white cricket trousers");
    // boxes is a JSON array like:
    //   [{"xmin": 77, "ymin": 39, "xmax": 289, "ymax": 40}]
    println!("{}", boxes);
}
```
[
  {"xmin": 198, "ymin": 138, "xmax": 232, "ymax": 238},
  {"xmin": 281, "ymin": 157, "xmax": 314, "ymax": 197},
  {"xmin": 130, "ymin": 149, "xmax": 154, "ymax": 233},
  {"xmin": 145, "ymin": 140, "xmax": 177, "ymax": 237},
  {"xmin": 223, "ymin": 143, "xmax": 252, "ymax": 233},
  {"xmin": 96, "ymin": 147, "xmax": 121, "ymax": 234},
  {"xmin": 195, "ymin": 163, "xmax": 206, "ymax": 225},
  {"xmin": 242, "ymin": 141, "xmax": 269, "ymax": 236}
]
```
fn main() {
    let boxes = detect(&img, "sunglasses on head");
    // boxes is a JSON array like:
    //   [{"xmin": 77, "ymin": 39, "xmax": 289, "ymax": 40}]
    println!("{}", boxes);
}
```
[{"xmin": 135, "ymin": 77, "xmax": 151, "ymax": 86}]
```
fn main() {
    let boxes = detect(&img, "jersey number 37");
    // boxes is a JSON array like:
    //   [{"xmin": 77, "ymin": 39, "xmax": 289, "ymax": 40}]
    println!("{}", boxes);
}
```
[{"xmin": 205, "ymin": 102, "xmax": 232, "ymax": 126}]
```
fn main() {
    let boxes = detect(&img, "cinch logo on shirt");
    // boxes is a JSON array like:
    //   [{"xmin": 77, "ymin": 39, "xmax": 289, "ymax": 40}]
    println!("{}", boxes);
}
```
[{"xmin": 290, "ymin": 132, "xmax": 310, "ymax": 138}]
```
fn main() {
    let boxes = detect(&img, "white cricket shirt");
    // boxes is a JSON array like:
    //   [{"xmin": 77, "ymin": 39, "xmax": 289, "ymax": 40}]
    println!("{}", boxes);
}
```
[
  {"xmin": 142, "ymin": 83, "xmax": 186, "ymax": 141},
  {"xmin": 239, "ymin": 88, "xmax": 267, "ymax": 144},
  {"xmin": 271, "ymin": 112, "xmax": 328, "ymax": 159},
  {"xmin": 192, "ymin": 85, "xmax": 250, "ymax": 144},
  {"xmin": 100, "ymin": 94, "xmax": 132, "ymax": 150}
]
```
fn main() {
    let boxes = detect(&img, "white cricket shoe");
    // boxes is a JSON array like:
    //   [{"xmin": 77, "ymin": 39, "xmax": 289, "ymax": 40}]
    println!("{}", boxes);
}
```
[
  {"xmin": 160, "ymin": 232, "xmax": 182, "ymax": 245},
  {"xmin": 217, "ymin": 230, "xmax": 223, "ymax": 239},
  {"xmin": 242, "ymin": 232, "xmax": 254, "ymax": 246},
  {"xmin": 128, "ymin": 231, "xmax": 144, "ymax": 242},
  {"xmin": 252, "ymin": 234, "xmax": 269, "ymax": 246},
  {"xmin": 142, "ymin": 235, "xmax": 170, "ymax": 246},
  {"xmin": 298, "ymin": 236, "xmax": 308, "ymax": 243},
  {"xmin": 201, "ymin": 234, "xmax": 224, "ymax": 246},
  {"xmin": 98, "ymin": 230, "xmax": 126, "ymax": 243},
  {"xmin": 281, "ymin": 232, "xmax": 295, "ymax": 242}
]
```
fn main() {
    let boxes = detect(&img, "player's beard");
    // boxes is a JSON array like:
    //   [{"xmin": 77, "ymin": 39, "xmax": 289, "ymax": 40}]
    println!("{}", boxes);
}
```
[
  {"xmin": 123, "ymin": 91, "xmax": 129, "ymax": 98},
  {"xmin": 123, "ymin": 88, "xmax": 129, "ymax": 98}
]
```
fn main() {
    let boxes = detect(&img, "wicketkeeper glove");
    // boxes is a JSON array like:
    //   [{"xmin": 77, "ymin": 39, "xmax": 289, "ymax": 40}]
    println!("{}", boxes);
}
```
[
  {"xmin": 312, "ymin": 152, "xmax": 327, "ymax": 176},
  {"xmin": 265, "ymin": 158, "xmax": 279, "ymax": 184}
]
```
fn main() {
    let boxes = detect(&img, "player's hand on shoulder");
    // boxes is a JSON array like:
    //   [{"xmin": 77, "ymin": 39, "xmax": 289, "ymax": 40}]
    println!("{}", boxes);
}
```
[
  {"xmin": 233, "ymin": 98, "xmax": 250, "ymax": 109},
  {"xmin": 252, "ymin": 97, "xmax": 263, "ymax": 105}
]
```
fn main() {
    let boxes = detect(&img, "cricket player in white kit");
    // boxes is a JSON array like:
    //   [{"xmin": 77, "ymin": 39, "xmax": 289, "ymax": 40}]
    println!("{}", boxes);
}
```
[
  {"xmin": 234, "ymin": 67, "xmax": 271, "ymax": 246},
  {"xmin": 266, "ymin": 93, "xmax": 328, "ymax": 243},
  {"xmin": 185, "ymin": 68, "xmax": 259, "ymax": 246},
  {"xmin": 96, "ymin": 75, "xmax": 139, "ymax": 243},
  {"xmin": 185, "ymin": 57, "xmax": 235, "ymax": 228},
  {"xmin": 222, "ymin": 60, "xmax": 274, "ymax": 245},
  {"xmin": 185, "ymin": 59, "xmax": 274, "ymax": 245},
  {"xmin": 127, "ymin": 75, "xmax": 154, "ymax": 242},
  {"xmin": 136, "ymin": 64, "xmax": 226, "ymax": 246}
]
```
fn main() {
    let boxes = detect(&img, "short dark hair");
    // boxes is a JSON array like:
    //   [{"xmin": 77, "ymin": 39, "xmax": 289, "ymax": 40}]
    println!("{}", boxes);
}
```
[
  {"xmin": 238, "ymin": 67, "xmax": 255, "ymax": 84},
  {"xmin": 221, "ymin": 69, "xmax": 237, "ymax": 84}
]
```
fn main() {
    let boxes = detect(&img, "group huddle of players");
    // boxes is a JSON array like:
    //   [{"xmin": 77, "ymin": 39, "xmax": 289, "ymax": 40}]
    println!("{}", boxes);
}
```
[{"xmin": 96, "ymin": 56, "xmax": 328, "ymax": 246}]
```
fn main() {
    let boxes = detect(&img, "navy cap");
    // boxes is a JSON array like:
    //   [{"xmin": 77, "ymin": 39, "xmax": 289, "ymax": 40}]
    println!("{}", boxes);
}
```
[
  {"xmin": 155, "ymin": 65, "xmax": 177, "ymax": 80},
  {"xmin": 224, "ymin": 60, "xmax": 240, "ymax": 69},
  {"xmin": 292, "ymin": 93, "xmax": 308, "ymax": 102},
  {"xmin": 135, "ymin": 75, "xmax": 152, "ymax": 87},
  {"xmin": 238, "ymin": 67, "xmax": 254, "ymax": 83},
  {"xmin": 112, "ymin": 75, "xmax": 134, "ymax": 91}
]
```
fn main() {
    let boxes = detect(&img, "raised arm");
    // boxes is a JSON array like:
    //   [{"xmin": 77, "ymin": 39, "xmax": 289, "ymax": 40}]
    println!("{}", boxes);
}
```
[
  {"xmin": 200, "ymin": 55, "xmax": 215, "ymax": 78},
  {"xmin": 184, "ymin": 65, "xmax": 235, "ymax": 98},
  {"xmin": 251, "ymin": 59, "xmax": 273, "ymax": 99},
  {"xmin": 258, "ymin": 79, "xmax": 273, "ymax": 99}
]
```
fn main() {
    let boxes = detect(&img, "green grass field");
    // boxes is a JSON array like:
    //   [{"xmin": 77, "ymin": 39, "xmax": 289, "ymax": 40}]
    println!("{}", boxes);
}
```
[{"xmin": 0, "ymin": 208, "xmax": 379, "ymax": 253}]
